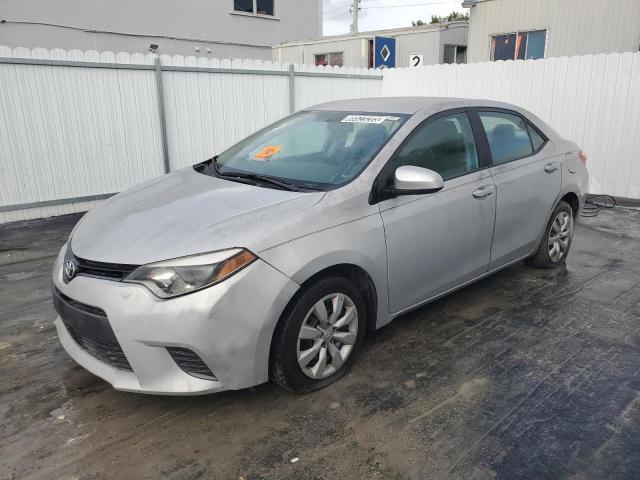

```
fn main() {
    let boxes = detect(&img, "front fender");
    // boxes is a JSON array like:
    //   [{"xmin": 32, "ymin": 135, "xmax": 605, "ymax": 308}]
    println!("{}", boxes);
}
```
[{"xmin": 258, "ymin": 213, "xmax": 391, "ymax": 329}]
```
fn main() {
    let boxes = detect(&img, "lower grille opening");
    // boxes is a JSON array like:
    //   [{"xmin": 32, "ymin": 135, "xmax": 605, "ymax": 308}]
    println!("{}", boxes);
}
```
[
  {"xmin": 167, "ymin": 347, "xmax": 217, "ymax": 381},
  {"xmin": 64, "ymin": 323, "xmax": 132, "ymax": 371},
  {"xmin": 54, "ymin": 287, "xmax": 132, "ymax": 372}
]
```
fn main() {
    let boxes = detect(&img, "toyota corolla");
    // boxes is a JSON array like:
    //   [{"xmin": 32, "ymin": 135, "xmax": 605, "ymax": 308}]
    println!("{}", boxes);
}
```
[{"xmin": 52, "ymin": 97, "xmax": 588, "ymax": 395}]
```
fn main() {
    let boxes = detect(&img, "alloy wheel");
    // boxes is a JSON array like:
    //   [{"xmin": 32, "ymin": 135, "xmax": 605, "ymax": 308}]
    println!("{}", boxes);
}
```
[
  {"xmin": 548, "ymin": 211, "xmax": 573, "ymax": 263},
  {"xmin": 296, "ymin": 293, "xmax": 358, "ymax": 379}
]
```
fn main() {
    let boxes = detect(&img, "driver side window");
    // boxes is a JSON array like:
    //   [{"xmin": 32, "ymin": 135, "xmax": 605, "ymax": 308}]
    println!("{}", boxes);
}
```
[{"xmin": 393, "ymin": 112, "xmax": 479, "ymax": 180}]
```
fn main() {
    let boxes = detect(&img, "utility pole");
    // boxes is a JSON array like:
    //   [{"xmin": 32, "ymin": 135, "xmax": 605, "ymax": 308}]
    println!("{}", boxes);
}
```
[{"xmin": 350, "ymin": 0, "xmax": 361, "ymax": 34}]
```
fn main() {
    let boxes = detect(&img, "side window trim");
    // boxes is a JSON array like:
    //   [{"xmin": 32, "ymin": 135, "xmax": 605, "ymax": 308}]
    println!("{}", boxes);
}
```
[
  {"xmin": 468, "ymin": 110, "xmax": 493, "ymax": 169},
  {"xmin": 472, "ymin": 107, "xmax": 549, "ymax": 167},
  {"xmin": 525, "ymin": 119, "xmax": 548, "ymax": 153}
]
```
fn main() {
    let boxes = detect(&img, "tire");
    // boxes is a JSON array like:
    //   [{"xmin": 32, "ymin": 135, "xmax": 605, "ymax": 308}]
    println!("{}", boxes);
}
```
[
  {"xmin": 270, "ymin": 276, "xmax": 367, "ymax": 394},
  {"xmin": 526, "ymin": 200, "xmax": 575, "ymax": 269}
]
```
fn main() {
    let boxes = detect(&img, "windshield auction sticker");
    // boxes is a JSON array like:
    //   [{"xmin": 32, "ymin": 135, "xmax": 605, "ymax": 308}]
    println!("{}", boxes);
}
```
[
  {"xmin": 254, "ymin": 145, "xmax": 282, "ymax": 160},
  {"xmin": 341, "ymin": 115, "xmax": 390, "ymax": 124}
]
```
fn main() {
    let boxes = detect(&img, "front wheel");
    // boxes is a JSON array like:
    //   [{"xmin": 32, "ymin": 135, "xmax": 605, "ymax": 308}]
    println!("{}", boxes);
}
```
[
  {"xmin": 270, "ymin": 276, "xmax": 367, "ymax": 393},
  {"xmin": 526, "ymin": 200, "xmax": 574, "ymax": 269}
]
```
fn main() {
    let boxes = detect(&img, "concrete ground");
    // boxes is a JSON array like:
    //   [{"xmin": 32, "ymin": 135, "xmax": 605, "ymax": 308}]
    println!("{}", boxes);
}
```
[{"xmin": 1, "ymin": 207, "xmax": 640, "ymax": 480}]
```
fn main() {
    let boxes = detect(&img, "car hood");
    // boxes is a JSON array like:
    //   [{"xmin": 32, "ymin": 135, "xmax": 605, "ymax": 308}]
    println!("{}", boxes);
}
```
[{"xmin": 71, "ymin": 168, "xmax": 325, "ymax": 265}]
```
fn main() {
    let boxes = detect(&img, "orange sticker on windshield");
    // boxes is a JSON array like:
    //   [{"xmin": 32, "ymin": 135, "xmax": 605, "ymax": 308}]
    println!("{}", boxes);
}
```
[{"xmin": 254, "ymin": 145, "xmax": 282, "ymax": 160}]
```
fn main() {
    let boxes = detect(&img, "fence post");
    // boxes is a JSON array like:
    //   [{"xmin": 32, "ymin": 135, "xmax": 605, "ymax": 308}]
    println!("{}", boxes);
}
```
[
  {"xmin": 288, "ymin": 64, "xmax": 296, "ymax": 114},
  {"xmin": 154, "ymin": 56, "xmax": 171, "ymax": 174}
]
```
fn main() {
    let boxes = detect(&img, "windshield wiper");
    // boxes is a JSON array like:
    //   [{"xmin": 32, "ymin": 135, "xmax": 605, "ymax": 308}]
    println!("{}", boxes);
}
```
[
  {"xmin": 211, "ymin": 158, "xmax": 321, "ymax": 192},
  {"xmin": 220, "ymin": 171, "xmax": 307, "ymax": 192},
  {"xmin": 210, "ymin": 156, "xmax": 222, "ymax": 176}
]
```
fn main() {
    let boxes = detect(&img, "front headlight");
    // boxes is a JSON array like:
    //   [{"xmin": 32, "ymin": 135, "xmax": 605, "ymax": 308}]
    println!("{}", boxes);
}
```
[{"xmin": 123, "ymin": 249, "xmax": 256, "ymax": 299}]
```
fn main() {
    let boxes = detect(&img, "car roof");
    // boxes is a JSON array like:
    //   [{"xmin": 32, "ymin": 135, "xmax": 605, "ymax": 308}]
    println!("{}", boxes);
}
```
[
  {"xmin": 310, "ymin": 96, "xmax": 523, "ymax": 115},
  {"xmin": 309, "ymin": 96, "xmax": 565, "ymax": 144}
]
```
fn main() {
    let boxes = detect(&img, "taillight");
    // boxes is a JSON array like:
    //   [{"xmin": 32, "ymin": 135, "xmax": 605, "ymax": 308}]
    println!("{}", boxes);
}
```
[{"xmin": 578, "ymin": 150, "xmax": 587, "ymax": 164}]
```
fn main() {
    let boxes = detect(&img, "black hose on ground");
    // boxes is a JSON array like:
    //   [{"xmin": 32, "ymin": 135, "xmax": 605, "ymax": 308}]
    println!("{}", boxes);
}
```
[{"xmin": 581, "ymin": 194, "xmax": 616, "ymax": 217}]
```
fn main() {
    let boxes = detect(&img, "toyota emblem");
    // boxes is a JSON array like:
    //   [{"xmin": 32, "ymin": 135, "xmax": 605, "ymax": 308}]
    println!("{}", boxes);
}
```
[{"xmin": 64, "ymin": 259, "xmax": 77, "ymax": 281}]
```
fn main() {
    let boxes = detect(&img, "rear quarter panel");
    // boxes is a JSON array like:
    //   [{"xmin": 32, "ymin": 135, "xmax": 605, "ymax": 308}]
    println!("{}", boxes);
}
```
[{"xmin": 556, "ymin": 139, "xmax": 590, "ymax": 213}]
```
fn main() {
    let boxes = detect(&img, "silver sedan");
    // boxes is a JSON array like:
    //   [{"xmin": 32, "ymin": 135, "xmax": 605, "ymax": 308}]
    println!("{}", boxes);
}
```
[{"xmin": 52, "ymin": 97, "xmax": 589, "ymax": 395}]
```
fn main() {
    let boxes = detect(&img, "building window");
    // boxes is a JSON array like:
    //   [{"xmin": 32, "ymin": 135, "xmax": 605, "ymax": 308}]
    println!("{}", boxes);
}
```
[
  {"xmin": 443, "ymin": 45, "xmax": 467, "ymax": 64},
  {"xmin": 234, "ymin": 0, "xmax": 254, "ymax": 13},
  {"xmin": 315, "ymin": 52, "xmax": 344, "ymax": 67},
  {"xmin": 234, "ymin": 0, "xmax": 274, "ymax": 16},
  {"xmin": 256, "ymin": 0, "xmax": 274, "ymax": 15},
  {"xmin": 491, "ymin": 30, "xmax": 546, "ymax": 61}
]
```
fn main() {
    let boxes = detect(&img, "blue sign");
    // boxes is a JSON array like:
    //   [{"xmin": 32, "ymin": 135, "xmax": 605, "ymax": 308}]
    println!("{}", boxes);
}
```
[{"xmin": 374, "ymin": 36, "xmax": 396, "ymax": 68}]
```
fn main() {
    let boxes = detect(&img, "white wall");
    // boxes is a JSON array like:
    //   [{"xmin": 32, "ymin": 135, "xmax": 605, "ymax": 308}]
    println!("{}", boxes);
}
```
[
  {"xmin": 0, "ymin": 0, "xmax": 323, "ymax": 58},
  {"xmin": 0, "ymin": 46, "xmax": 381, "ymax": 223},
  {"xmin": 2, "ymin": 46, "xmax": 640, "ymax": 225},
  {"xmin": 161, "ymin": 58, "xmax": 381, "ymax": 171},
  {"xmin": 0, "ymin": 46, "xmax": 164, "ymax": 224},
  {"xmin": 382, "ymin": 52, "xmax": 640, "ymax": 198},
  {"xmin": 160, "ymin": 56, "xmax": 291, "ymax": 172},
  {"xmin": 394, "ymin": 29, "xmax": 442, "ymax": 67},
  {"xmin": 466, "ymin": 0, "xmax": 640, "ymax": 63}
]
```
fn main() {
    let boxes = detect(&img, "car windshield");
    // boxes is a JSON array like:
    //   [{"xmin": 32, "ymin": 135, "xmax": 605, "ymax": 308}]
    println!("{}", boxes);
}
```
[{"xmin": 210, "ymin": 110, "xmax": 408, "ymax": 190}]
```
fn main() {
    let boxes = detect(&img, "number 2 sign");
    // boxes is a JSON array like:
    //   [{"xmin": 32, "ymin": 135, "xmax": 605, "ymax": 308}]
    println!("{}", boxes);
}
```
[{"xmin": 410, "ymin": 54, "xmax": 424, "ymax": 67}]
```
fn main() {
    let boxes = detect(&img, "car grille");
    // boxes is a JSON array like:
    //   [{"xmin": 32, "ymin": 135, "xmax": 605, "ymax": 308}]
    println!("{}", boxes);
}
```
[
  {"xmin": 72, "ymin": 254, "xmax": 139, "ymax": 281},
  {"xmin": 53, "ymin": 287, "xmax": 132, "ymax": 371},
  {"xmin": 167, "ymin": 347, "xmax": 217, "ymax": 380}
]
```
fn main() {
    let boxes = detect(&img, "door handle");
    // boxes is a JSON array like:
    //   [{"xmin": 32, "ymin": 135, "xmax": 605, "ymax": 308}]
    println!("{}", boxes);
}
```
[
  {"xmin": 472, "ymin": 185, "xmax": 495, "ymax": 199},
  {"xmin": 544, "ymin": 162, "xmax": 559, "ymax": 173}
]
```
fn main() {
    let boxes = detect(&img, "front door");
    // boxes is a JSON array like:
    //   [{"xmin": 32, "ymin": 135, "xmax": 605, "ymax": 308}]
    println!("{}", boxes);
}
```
[
  {"xmin": 475, "ymin": 110, "xmax": 562, "ymax": 269},
  {"xmin": 378, "ymin": 111, "xmax": 497, "ymax": 314}
]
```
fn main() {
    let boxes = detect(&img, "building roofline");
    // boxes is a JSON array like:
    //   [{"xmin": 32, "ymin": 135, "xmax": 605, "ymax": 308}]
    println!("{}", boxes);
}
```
[
  {"xmin": 272, "ymin": 21, "xmax": 469, "ymax": 49},
  {"xmin": 461, "ymin": 0, "xmax": 492, "ymax": 7}
]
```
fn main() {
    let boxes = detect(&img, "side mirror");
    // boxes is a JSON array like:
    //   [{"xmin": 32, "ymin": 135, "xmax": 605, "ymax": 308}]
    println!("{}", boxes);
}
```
[{"xmin": 389, "ymin": 165, "xmax": 444, "ymax": 196}]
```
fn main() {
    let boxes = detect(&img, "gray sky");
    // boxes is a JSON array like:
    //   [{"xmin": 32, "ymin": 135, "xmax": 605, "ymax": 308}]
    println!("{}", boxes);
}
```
[{"xmin": 323, "ymin": 0, "xmax": 468, "ymax": 36}]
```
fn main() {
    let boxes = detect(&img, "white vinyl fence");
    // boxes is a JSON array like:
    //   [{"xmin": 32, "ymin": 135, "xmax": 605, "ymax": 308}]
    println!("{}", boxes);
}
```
[
  {"xmin": 0, "ymin": 46, "xmax": 381, "ymax": 223},
  {"xmin": 382, "ymin": 52, "xmax": 640, "ymax": 200},
  {"xmin": 1, "ymin": 47, "xmax": 639, "ymax": 224}
]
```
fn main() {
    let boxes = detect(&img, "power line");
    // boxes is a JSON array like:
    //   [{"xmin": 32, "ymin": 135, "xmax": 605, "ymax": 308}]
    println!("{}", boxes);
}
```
[
  {"xmin": 323, "ymin": 8, "xmax": 347, "ymax": 17},
  {"xmin": 324, "ymin": 10, "xmax": 352, "ymax": 21},
  {"xmin": 324, "ymin": 6, "xmax": 345, "ymax": 16},
  {"xmin": 363, "ymin": 0, "xmax": 460, "ymax": 4},
  {"xmin": 323, "ymin": 1, "xmax": 350, "ymax": 16},
  {"xmin": 361, "ymin": 1, "xmax": 462, "ymax": 8}
]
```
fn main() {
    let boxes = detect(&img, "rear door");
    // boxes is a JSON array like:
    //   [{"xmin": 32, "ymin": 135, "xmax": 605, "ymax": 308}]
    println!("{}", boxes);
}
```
[{"xmin": 474, "ymin": 109, "xmax": 561, "ymax": 270}]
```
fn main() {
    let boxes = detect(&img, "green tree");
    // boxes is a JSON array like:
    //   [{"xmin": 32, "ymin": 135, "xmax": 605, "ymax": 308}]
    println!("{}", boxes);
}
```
[{"xmin": 423, "ymin": 10, "xmax": 469, "ymax": 25}]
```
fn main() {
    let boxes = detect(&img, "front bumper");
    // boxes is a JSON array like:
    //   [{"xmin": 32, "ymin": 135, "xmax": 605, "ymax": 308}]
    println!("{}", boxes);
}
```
[{"xmin": 52, "ymin": 245, "xmax": 299, "ymax": 395}]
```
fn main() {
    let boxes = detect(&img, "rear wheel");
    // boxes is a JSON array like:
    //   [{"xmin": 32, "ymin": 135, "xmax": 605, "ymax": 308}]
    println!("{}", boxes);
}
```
[
  {"xmin": 526, "ymin": 200, "xmax": 574, "ymax": 269},
  {"xmin": 270, "ymin": 276, "xmax": 367, "ymax": 393}
]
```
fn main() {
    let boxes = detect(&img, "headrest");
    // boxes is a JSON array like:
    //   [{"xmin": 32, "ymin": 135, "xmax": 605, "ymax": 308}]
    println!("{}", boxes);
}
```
[
  {"xmin": 430, "ymin": 120, "xmax": 460, "ymax": 144},
  {"xmin": 493, "ymin": 123, "xmax": 515, "ymax": 139}
]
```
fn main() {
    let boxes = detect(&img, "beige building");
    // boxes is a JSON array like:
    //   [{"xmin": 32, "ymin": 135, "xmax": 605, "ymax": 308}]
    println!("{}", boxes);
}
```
[
  {"xmin": 273, "ymin": 22, "xmax": 469, "ymax": 68},
  {"xmin": 462, "ymin": 0, "xmax": 640, "ymax": 63}
]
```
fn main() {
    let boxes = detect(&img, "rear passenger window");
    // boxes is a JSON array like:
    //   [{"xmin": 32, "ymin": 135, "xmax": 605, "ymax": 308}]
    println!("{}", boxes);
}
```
[
  {"xmin": 393, "ymin": 113, "xmax": 479, "ymax": 180},
  {"xmin": 528, "ymin": 124, "xmax": 546, "ymax": 151},
  {"xmin": 479, "ymin": 112, "xmax": 536, "ymax": 165}
]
